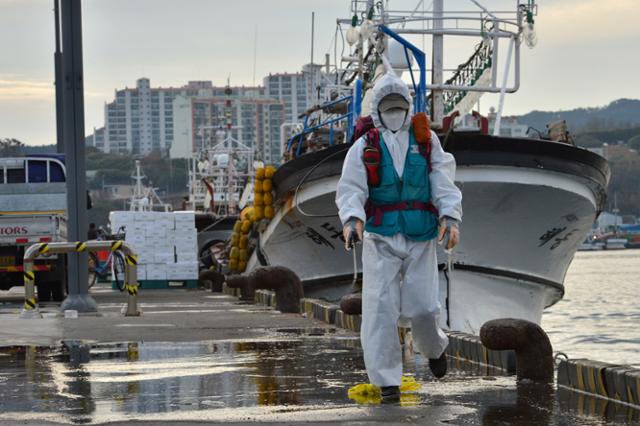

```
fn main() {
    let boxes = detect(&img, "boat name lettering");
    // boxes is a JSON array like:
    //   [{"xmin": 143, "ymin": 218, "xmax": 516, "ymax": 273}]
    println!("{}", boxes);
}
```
[
  {"xmin": 550, "ymin": 228, "xmax": 579, "ymax": 250},
  {"xmin": 320, "ymin": 222, "xmax": 345, "ymax": 242},
  {"xmin": 305, "ymin": 227, "xmax": 335, "ymax": 249},
  {"xmin": 538, "ymin": 227, "xmax": 567, "ymax": 247}
]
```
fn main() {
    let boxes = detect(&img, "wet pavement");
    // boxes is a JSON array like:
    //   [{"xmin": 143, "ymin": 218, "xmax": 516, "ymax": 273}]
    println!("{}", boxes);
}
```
[{"xmin": 0, "ymin": 286, "xmax": 638, "ymax": 425}]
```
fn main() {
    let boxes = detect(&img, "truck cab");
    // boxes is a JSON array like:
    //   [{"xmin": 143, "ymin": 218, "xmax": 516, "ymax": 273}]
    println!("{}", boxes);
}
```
[{"xmin": 0, "ymin": 156, "xmax": 68, "ymax": 301}]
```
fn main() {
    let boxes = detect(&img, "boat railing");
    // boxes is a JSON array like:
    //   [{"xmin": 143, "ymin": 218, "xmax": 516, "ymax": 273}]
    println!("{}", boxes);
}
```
[{"xmin": 286, "ymin": 93, "xmax": 358, "ymax": 158}]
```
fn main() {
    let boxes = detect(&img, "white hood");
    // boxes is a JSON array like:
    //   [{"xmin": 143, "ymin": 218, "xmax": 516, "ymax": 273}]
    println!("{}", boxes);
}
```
[{"xmin": 369, "ymin": 73, "xmax": 413, "ymax": 131}]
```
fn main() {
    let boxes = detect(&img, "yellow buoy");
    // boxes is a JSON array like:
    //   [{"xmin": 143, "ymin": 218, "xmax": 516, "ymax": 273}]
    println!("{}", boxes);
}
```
[
  {"xmin": 256, "ymin": 168, "xmax": 265, "ymax": 180},
  {"xmin": 229, "ymin": 259, "xmax": 239, "ymax": 270},
  {"xmin": 254, "ymin": 179, "xmax": 263, "ymax": 194},
  {"xmin": 239, "ymin": 248, "xmax": 248, "ymax": 261},
  {"xmin": 233, "ymin": 220, "xmax": 242, "ymax": 233},
  {"xmin": 264, "ymin": 205, "xmax": 274, "ymax": 219},
  {"xmin": 253, "ymin": 206, "xmax": 264, "ymax": 221},
  {"xmin": 262, "ymin": 179, "xmax": 273, "ymax": 193},
  {"xmin": 239, "ymin": 235, "xmax": 249, "ymax": 249},
  {"xmin": 241, "ymin": 220, "xmax": 251, "ymax": 233},
  {"xmin": 254, "ymin": 192, "xmax": 264, "ymax": 206},
  {"xmin": 230, "ymin": 232, "xmax": 240, "ymax": 247},
  {"xmin": 265, "ymin": 165, "xmax": 276, "ymax": 178},
  {"xmin": 230, "ymin": 246, "xmax": 239, "ymax": 260},
  {"xmin": 238, "ymin": 260, "xmax": 247, "ymax": 272},
  {"xmin": 240, "ymin": 206, "xmax": 254, "ymax": 221},
  {"xmin": 263, "ymin": 192, "xmax": 273, "ymax": 205}
]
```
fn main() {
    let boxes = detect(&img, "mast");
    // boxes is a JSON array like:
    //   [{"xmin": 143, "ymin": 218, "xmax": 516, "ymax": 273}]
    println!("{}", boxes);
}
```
[{"xmin": 431, "ymin": 0, "xmax": 444, "ymax": 126}]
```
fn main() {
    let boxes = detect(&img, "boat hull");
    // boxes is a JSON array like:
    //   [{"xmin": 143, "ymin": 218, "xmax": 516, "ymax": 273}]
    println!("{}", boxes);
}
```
[{"xmin": 248, "ymin": 134, "xmax": 610, "ymax": 334}]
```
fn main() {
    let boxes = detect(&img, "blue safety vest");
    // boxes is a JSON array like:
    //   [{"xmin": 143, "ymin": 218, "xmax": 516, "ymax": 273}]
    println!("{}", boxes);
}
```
[{"xmin": 364, "ymin": 129, "xmax": 439, "ymax": 241}]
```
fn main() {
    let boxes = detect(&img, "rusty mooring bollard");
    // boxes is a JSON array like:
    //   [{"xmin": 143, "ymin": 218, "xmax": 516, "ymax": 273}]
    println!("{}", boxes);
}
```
[
  {"xmin": 480, "ymin": 318, "xmax": 554, "ymax": 382},
  {"xmin": 226, "ymin": 266, "xmax": 303, "ymax": 313},
  {"xmin": 339, "ymin": 293, "xmax": 362, "ymax": 315}
]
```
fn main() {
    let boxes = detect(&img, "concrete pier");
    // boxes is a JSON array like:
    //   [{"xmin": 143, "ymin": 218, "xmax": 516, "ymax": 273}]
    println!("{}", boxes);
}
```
[{"xmin": 0, "ymin": 286, "xmax": 637, "ymax": 425}]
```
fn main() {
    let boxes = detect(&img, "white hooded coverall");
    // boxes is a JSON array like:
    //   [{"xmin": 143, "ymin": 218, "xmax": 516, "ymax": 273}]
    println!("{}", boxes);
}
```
[{"xmin": 335, "ymin": 73, "xmax": 463, "ymax": 387}]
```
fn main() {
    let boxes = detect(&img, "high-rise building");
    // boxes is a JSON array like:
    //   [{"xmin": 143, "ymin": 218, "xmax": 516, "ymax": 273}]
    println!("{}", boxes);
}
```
[
  {"xmin": 170, "ymin": 95, "xmax": 284, "ymax": 164},
  {"xmin": 102, "ymin": 78, "xmax": 226, "ymax": 156},
  {"xmin": 85, "ymin": 126, "xmax": 105, "ymax": 151},
  {"xmin": 263, "ymin": 63, "xmax": 335, "ymax": 124}
]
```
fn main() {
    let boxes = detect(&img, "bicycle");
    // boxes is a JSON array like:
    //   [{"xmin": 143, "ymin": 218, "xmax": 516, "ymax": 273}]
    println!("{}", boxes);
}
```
[{"xmin": 87, "ymin": 226, "xmax": 127, "ymax": 291}]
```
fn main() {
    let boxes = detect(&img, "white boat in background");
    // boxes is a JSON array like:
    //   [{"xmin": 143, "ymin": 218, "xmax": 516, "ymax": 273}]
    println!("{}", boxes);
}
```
[
  {"xmin": 579, "ymin": 241, "xmax": 605, "ymax": 251},
  {"xmin": 246, "ymin": 0, "xmax": 610, "ymax": 335},
  {"xmin": 605, "ymin": 238, "xmax": 627, "ymax": 250}
]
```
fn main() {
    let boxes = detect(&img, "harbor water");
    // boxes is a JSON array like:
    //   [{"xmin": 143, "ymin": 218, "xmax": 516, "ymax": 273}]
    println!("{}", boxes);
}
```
[{"xmin": 543, "ymin": 249, "xmax": 640, "ymax": 368}]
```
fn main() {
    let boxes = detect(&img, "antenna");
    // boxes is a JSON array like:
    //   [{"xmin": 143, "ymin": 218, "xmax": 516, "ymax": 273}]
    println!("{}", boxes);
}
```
[{"xmin": 310, "ymin": 11, "xmax": 315, "ymax": 65}]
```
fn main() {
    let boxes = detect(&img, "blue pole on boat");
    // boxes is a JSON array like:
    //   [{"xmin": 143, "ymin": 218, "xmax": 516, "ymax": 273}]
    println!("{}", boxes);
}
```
[
  {"xmin": 378, "ymin": 25, "xmax": 426, "ymax": 113},
  {"xmin": 354, "ymin": 79, "xmax": 362, "ymax": 118}
]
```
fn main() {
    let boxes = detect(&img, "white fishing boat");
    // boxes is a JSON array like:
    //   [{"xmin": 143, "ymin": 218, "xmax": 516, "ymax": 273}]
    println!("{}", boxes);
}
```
[
  {"xmin": 604, "ymin": 238, "xmax": 627, "ymax": 250},
  {"xmin": 246, "ymin": 0, "xmax": 610, "ymax": 335}
]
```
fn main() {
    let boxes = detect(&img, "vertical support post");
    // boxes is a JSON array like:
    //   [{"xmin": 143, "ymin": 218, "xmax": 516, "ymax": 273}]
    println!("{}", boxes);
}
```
[
  {"xmin": 21, "ymin": 259, "xmax": 40, "ymax": 318},
  {"xmin": 493, "ymin": 37, "xmax": 515, "ymax": 137},
  {"xmin": 60, "ymin": 0, "xmax": 96, "ymax": 313},
  {"xmin": 123, "ymin": 250, "xmax": 140, "ymax": 316},
  {"xmin": 431, "ymin": 0, "xmax": 444, "ymax": 126},
  {"xmin": 53, "ymin": 0, "xmax": 64, "ymax": 154},
  {"xmin": 491, "ymin": 19, "xmax": 499, "ymax": 88}
]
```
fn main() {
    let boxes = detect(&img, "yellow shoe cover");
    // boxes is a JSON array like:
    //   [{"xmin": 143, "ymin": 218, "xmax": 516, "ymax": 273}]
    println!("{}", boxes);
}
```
[
  {"xmin": 348, "ymin": 376, "xmax": 421, "ymax": 405},
  {"xmin": 400, "ymin": 376, "xmax": 421, "ymax": 392},
  {"xmin": 347, "ymin": 383, "xmax": 381, "ymax": 405}
]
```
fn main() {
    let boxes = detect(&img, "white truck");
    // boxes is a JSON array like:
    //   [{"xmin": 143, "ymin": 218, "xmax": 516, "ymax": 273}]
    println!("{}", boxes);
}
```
[{"xmin": 0, "ymin": 156, "xmax": 68, "ymax": 301}]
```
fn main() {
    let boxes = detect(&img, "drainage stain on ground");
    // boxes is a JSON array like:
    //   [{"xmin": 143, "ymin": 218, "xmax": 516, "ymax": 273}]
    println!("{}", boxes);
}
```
[{"xmin": 0, "ymin": 328, "xmax": 637, "ymax": 424}]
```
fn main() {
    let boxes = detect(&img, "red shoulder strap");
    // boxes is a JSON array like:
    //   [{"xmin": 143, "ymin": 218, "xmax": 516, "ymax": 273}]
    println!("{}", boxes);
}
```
[{"xmin": 363, "ymin": 128, "xmax": 381, "ymax": 187}]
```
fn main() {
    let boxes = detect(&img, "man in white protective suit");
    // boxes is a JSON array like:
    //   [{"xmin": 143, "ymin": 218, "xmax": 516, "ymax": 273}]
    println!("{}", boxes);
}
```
[{"xmin": 335, "ymin": 72, "xmax": 462, "ymax": 400}]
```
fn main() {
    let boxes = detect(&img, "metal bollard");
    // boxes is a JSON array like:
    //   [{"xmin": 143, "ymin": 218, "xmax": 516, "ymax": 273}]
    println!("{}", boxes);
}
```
[
  {"xmin": 21, "ymin": 241, "xmax": 139, "ymax": 318},
  {"xmin": 122, "ymin": 249, "xmax": 140, "ymax": 316},
  {"xmin": 21, "ymin": 258, "xmax": 41, "ymax": 319}
]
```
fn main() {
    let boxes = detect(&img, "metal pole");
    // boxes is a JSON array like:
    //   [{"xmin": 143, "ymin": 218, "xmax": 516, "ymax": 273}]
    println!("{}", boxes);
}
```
[
  {"xmin": 431, "ymin": 0, "xmax": 444, "ymax": 126},
  {"xmin": 493, "ymin": 36, "xmax": 515, "ymax": 137},
  {"xmin": 310, "ymin": 12, "xmax": 315, "ymax": 65},
  {"xmin": 59, "ymin": 0, "xmax": 96, "ymax": 313},
  {"xmin": 54, "ymin": 0, "xmax": 64, "ymax": 154}
]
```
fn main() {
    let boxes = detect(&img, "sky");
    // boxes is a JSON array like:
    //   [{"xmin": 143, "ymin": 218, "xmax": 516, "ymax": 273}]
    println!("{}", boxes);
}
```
[{"xmin": 1, "ymin": 0, "xmax": 639, "ymax": 146}]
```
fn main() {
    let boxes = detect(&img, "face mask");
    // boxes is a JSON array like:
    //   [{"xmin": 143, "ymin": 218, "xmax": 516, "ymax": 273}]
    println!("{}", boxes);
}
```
[{"xmin": 379, "ymin": 108, "xmax": 408, "ymax": 132}]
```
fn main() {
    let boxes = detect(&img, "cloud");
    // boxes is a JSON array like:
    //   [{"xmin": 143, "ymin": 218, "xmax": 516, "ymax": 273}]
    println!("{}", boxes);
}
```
[
  {"xmin": 0, "ymin": 76, "xmax": 53, "ymax": 100},
  {"xmin": 539, "ymin": 0, "xmax": 640, "ymax": 42},
  {"xmin": 0, "ymin": 75, "xmax": 107, "ymax": 100}
]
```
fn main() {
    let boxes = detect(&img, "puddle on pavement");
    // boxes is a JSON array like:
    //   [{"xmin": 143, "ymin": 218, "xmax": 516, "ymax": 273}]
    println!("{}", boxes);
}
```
[{"xmin": 0, "ymin": 328, "xmax": 637, "ymax": 424}]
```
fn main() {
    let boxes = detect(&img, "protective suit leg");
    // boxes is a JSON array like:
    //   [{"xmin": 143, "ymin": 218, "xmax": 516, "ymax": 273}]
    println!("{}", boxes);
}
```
[
  {"xmin": 361, "ymin": 232, "xmax": 403, "ymax": 387},
  {"xmin": 401, "ymin": 239, "xmax": 449, "ymax": 359}
]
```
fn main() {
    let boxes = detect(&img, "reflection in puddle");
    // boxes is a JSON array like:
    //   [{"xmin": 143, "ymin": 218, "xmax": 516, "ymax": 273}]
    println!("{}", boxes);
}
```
[{"xmin": 0, "ymin": 332, "xmax": 637, "ymax": 424}]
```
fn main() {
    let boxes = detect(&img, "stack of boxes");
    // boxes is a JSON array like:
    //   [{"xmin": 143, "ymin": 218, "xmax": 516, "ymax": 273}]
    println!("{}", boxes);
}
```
[{"xmin": 109, "ymin": 211, "xmax": 199, "ymax": 283}]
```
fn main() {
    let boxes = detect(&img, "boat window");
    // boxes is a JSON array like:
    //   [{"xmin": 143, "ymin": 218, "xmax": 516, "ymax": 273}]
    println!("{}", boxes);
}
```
[
  {"xmin": 7, "ymin": 167, "xmax": 26, "ymax": 184},
  {"xmin": 27, "ymin": 160, "xmax": 48, "ymax": 183},
  {"xmin": 49, "ymin": 162, "xmax": 65, "ymax": 182}
]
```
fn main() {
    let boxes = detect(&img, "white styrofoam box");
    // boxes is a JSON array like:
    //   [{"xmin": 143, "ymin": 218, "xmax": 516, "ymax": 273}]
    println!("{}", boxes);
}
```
[
  {"xmin": 175, "ymin": 243, "xmax": 198, "ymax": 258},
  {"xmin": 173, "ymin": 261, "xmax": 199, "ymax": 279},
  {"xmin": 145, "ymin": 227, "xmax": 167, "ymax": 239},
  {"xmin": 174, "ymin": 233, "xmax": 197, "ymax": 243},
  {"xmin": 156, "ymin": 215, "xmax": 175, "ymax": 228},
  {"xmin": 154, "ymin": 252, "xmax": 175, "ymax": 264},
  {"xmin": 174, "ymin": 211, "xmax": 196, "ymax": 226},
  {"xmin": 145, "ymin": 263, "xmax": 167, "ymax": 280},
  {"xmin": 109, "ymin": 211, "xmax": 135, "ymax": 224}
]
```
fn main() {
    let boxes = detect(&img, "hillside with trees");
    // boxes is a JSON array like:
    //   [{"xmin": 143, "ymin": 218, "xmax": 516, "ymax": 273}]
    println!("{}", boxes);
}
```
[{"xmin": 517, "ymin": 99, "xmax": 640, "ymax": 134}]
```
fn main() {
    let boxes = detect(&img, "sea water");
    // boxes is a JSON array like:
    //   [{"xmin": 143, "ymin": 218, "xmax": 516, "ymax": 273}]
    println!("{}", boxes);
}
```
[{"xmin": 542, "ymin": 249, "xmax": 640, "ymax": 368}]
